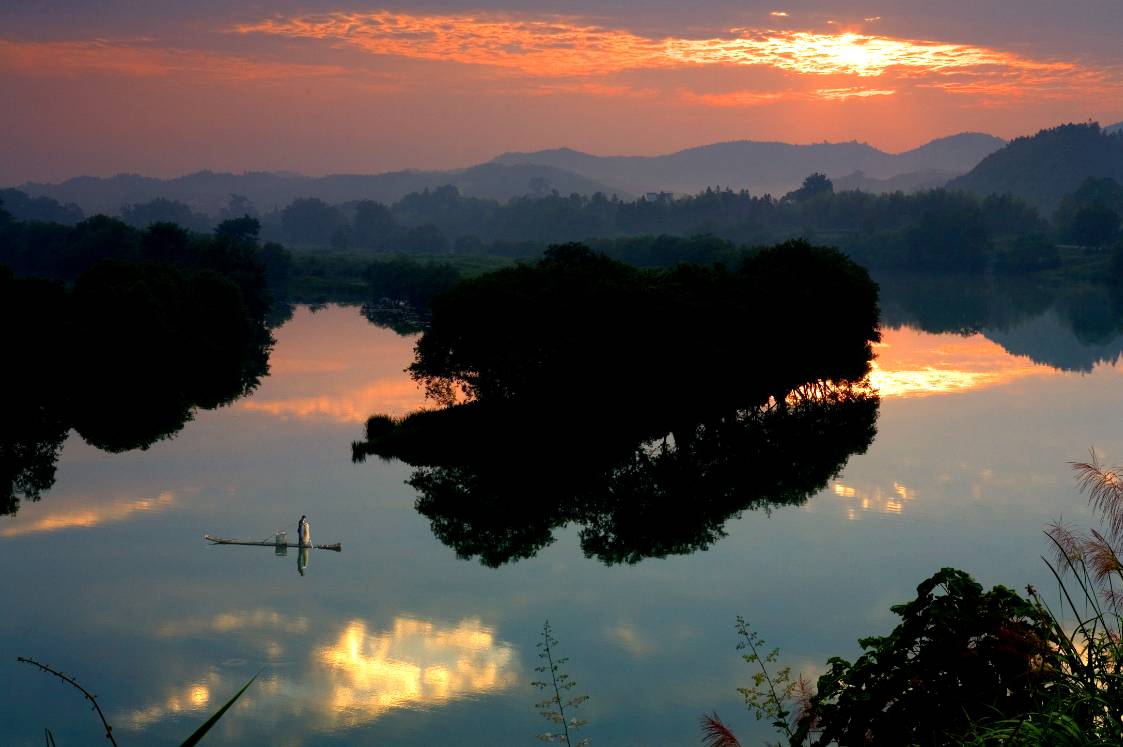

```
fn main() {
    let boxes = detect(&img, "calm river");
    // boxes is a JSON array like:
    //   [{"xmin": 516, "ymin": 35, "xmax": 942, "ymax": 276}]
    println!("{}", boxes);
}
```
[{"xmin": 3, "ymin": 290, "xmax": 1122, "ymax": 745}]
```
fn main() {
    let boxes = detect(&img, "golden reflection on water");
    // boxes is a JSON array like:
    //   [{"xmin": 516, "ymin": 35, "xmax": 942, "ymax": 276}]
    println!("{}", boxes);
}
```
[
  {"xmin": 870, "ymin": 327, "xmax": 1054, "ymax": 399},
  {"xmin": 123, "ymin": 614, "xmax": 520, "ymax": 734},
  {"xmin": 123, "ymin": 672, "xmax": 220, "ymax": 729},
  {"xmin": 834, "ymin": 480, "xmax": 916, "ymax": 519},
  {"xmin": 0, "ymin": 491, "xmax": 176, "ymax": 537},
  {"xmin": 237, "ymin": 307, "xmax": 427, "ymax": 423},
  {"xmin": 241, "ymin": 380, "xmax": 427, "ymax": 423},
  {"xmin": 317, "ymin": 617, "xmax": 519, "ymax": 726}
]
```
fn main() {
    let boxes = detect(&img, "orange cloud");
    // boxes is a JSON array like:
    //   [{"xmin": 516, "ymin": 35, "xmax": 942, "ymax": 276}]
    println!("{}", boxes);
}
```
[
  {"xmin": 681, "ymin": 85, "xmax": 894, "ymax": 107},
  {"xmin": 0, "ymin": 38, "xmax": 359, "ymax": 81},
  {"xmin": 815, "ymin": 86, "xmax": 896, "ymax": 100},
  {"xmin": 679, "ymin": 89, "xmax": 791, "ymax": 107},
  {"xmin": 233, "ymin": 10, "xmax": 1097, "ymax": 101}
]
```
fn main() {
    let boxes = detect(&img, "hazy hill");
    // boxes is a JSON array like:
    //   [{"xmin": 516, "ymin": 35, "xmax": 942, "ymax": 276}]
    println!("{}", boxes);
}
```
[
  {"xmin": 492, "ymin": 132, "xmax": 1005, "ymax": 196},
  {"xmin": 11, "ymin": 131, "xmax": 1010, "ymax": 216},
  {"xmin": 833, "ymin": 170, "xmax": 959, "ymax": 194},
  {"xmin": 16, "ymin": 164, "xmax": 627, "ymax": 218},
  {"xmin": 0, "ymin": 187, "xmax": 84, "ymax": 224},
  {"xmin": 947, "ymin": 122, "xmax": 1123, "ymax": 212},
  {"xmin": 1105, "ymin": 121, "xmax": 1123, "ymax": 135}
]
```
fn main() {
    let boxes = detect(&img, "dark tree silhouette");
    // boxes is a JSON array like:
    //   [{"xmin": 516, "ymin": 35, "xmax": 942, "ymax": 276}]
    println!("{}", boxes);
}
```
[{"xmin": 354, "ymin": 242, "xmax": 881, "ymax": 564}]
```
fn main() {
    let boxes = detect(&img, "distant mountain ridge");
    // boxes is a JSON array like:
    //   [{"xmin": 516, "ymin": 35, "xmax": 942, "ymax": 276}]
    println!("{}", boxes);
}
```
[
  {"xmin": 947, "ymin": 122, "xmax": 1123, "ymax": 213},
  {"xmin": 17, "ymin": 164, "xmax": 628, "ymax": 217},
  {"xmin": 12, "ymin": 132, "xmax": 1008, "ymax": 218},
  {"xmin": 492, "ymin": 132, "xmax": 1006, "ymax": 196}
]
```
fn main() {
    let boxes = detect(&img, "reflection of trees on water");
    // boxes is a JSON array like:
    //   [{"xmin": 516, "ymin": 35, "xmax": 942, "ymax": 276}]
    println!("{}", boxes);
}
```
[
  {"xmin": 360, "ymin": 303, "xmax": 429, "ymax": 336},
  {"xmin": 357, "ymin": 385, "xmax": 878, "ymax": 566},
  {"xmin": 878, "ymin": 272, "xmax": 1123, "ymax": 372},
  {"xmin": 354, "ymin": 243, "xmax": 883, "ymax": 565},
  {"xmin": 1, "ymin": 264, "xmax": 272, "ymax": 515}
]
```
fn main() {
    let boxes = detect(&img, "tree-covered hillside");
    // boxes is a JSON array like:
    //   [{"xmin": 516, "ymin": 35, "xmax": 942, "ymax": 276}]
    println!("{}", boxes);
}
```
[{"xmin": 948, "ymin": 123, "xmax": 1123, "ymax": 212}]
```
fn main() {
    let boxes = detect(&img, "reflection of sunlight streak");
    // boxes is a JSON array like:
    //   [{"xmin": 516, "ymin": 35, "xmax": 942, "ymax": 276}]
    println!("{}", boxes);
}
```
[
  {"xmin": 317, "ymin": 618, "xmax": 518, "ymax": 726},
  {"xmin": 239, "ymin": 380, "xmax": 427, "ymax": 422},
  {"xmin": 834, "ymin": 481, "xmax": 916, "ymax": 518},
  {"xmin": 871, "ymin": 328, "xmax": 1055, "ymax": 398},
  {"xmin": 0, "ymin": 492, "xmax": 175, "ymax": 537},
  {"xmin": 232, "ymin": 11, "xmax": 1102, "ymax": 99}
]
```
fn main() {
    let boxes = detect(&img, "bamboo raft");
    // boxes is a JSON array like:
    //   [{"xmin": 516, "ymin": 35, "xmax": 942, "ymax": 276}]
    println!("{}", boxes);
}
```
[{"xmin": 204, "ymin": 534, "xmax": 342, "ymax": 552}]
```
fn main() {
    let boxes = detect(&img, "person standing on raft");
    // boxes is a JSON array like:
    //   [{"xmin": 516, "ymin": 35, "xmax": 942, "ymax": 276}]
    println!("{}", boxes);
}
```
[{"xmin": 297, "ymin": 515, "xmax": 310, "ymax": 548}]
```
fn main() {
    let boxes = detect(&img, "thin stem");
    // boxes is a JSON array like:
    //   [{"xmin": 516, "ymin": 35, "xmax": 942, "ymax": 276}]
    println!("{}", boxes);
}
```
[
  {"xmin": 543, "ymin": 623, "xmax": 572, "ymax": 747},
  {"xmin": 739, "ymin": 625, "xmax": 792, "ymax": 737},
  {"xmin": 18, "ymin": 657, "xmax": 119, "ymax": 746}
]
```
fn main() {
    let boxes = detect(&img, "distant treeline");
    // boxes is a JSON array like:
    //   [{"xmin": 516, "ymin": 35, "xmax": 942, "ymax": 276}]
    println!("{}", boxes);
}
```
[
  {"xmin": 0, "ymin": 206, "xmax": 285, "ymax": 312},
  {"xmin": 0, "ymin": 214, "xmax": 278, "ymax": 514},
  {"xmin": 6, "ymin": 169, "xmax": 1122, "ymax": 273}
]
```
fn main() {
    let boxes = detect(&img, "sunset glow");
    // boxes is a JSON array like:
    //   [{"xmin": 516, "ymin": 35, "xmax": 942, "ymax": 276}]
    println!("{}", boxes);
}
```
[
  {"xmin": 870, "ymin": 328, "xmax": 1058, "ymax": 398},
  {"xmin": 235, "ymin": 11, "xmax": 1082, "ymax": 92},
  {"xmin": 2, "ymin": 2, "xmax": 1120, "ymax": 181},
  {"xmin": 236, "ymin": 307, "xmax": 427, "ymax": 423}
]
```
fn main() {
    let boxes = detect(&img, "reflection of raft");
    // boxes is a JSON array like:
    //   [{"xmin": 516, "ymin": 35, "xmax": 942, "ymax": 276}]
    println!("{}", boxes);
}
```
[{"xmin": 204, "ymin": 534, "xmax": 342, "ymax": 552}]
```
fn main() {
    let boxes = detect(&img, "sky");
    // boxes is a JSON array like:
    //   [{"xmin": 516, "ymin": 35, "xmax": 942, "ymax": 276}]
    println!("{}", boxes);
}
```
[{"xmin": 2, "ymin": 0, "xmax": 1122, "ymax": 184}]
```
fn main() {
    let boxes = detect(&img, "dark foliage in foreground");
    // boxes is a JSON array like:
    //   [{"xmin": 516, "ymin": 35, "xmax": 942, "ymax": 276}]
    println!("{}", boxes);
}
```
[
  {"xmin": 793, "ymin": 569, "xmax": 1050, "ymax": 746},
  {"xmin": 732, "ymin": 458, "xmax": 1123, "ymax": 747}
]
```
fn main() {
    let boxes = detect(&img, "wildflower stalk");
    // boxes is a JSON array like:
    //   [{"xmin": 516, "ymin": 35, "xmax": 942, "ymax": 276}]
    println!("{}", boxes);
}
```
[
  {"xmin": 532, "ymin": 620, "xmax": 590, "ymax": 746},
  {"xmin": 735, "ymin": 617, "xmax": 800, "ymax": 741}
]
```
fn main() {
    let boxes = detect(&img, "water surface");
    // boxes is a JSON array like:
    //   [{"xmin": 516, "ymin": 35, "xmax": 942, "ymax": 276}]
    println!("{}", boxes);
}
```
[{"xmin": 2, "ymin": 301, "xmax": 1122, "ymax": 746}]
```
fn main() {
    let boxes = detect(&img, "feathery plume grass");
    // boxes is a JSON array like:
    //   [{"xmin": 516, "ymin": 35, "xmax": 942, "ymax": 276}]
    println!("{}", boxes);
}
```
[
  {"xmin": 1071, "ymin": 451, "xmax": 1123, "ymax": 540},
  {"xmin": 700, "ymin": 712, "xmax": 742, "ymax": 747}
]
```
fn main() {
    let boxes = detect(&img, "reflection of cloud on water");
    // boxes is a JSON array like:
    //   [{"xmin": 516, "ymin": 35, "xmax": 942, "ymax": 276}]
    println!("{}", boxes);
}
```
[
  {"xmin": 237, "ymin": 305, "xmax": 427, "ymax": 423},
  {"xmin": 833, "ymin": 480, "xmax": 916, "ymax": 519},
  {"xmin": 239, "ymin": 380, "xmax": 426, "ymax": 422},
  {"xmin": 0, "ymin": 491, "xmax": 176, "ymax": 537},
  {"xmin": 156, "ymin": 610, "xmax": 310, "ymax": 638},
  {"xmin": 605, "ymin": 622, "xmax": 656, "ymax": 657},
  {"xmin": 871, "ymin": 328, "xmax": 1053, "ymax": 399},
  {"xmin": 316, "ymin": 617, "xmax": 519, "ymax": 727},
  {"xmin": 122, "ymin": 615, "xmax": 519, "ymax": 737},
  {"xmin": 268, "ymin": 355, "xmax": 349, "ymax": 375},
  {"xmin": 122, "ymin": 672, "xmax": 219, "ymax": 729}
]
